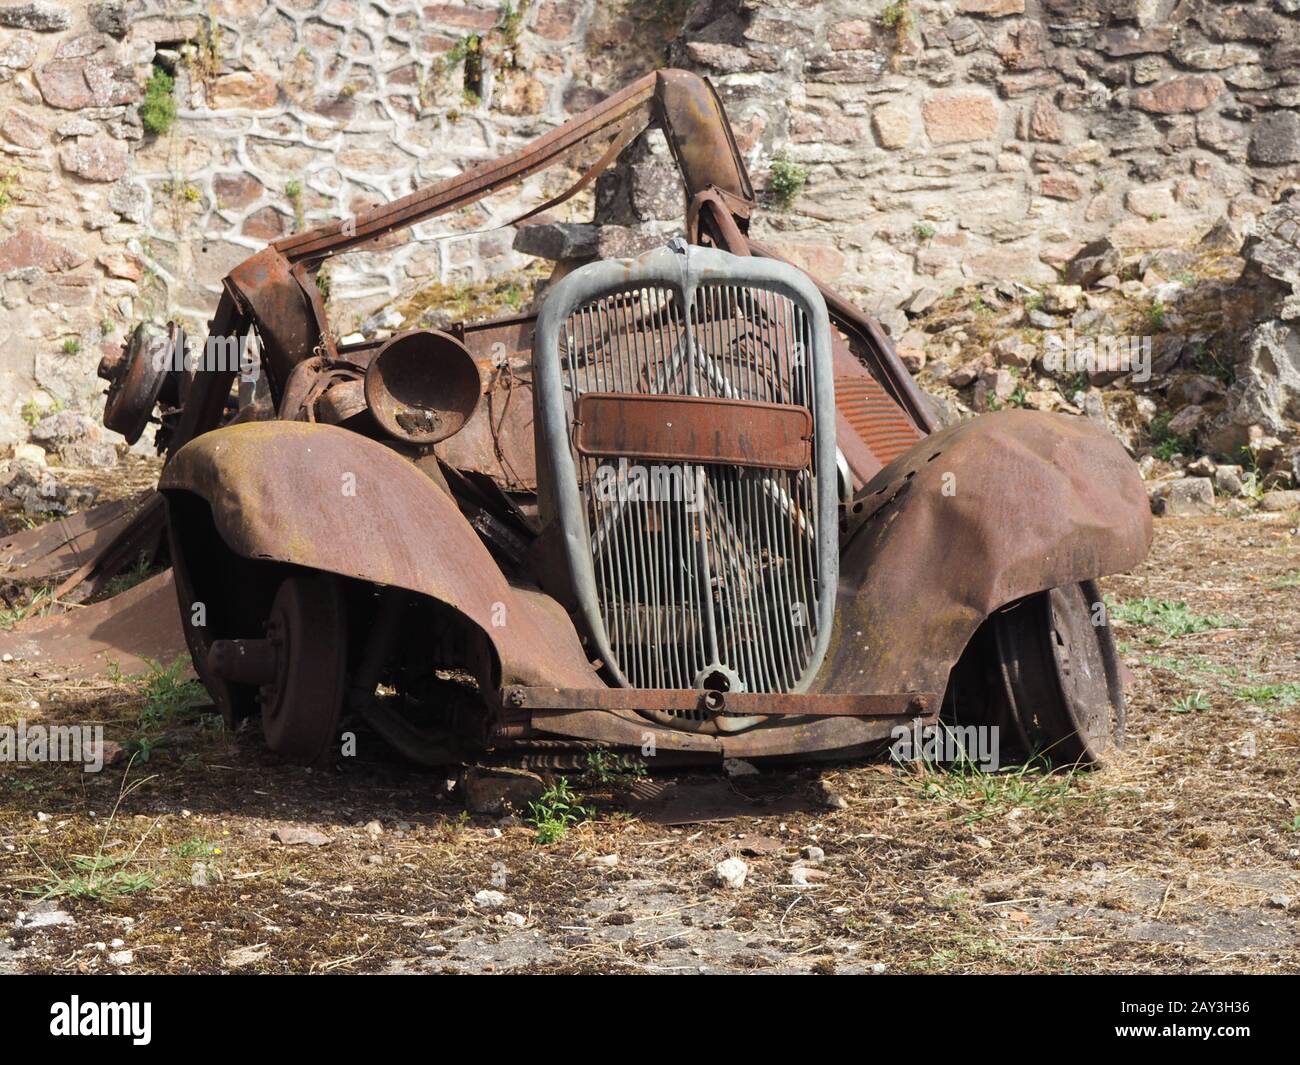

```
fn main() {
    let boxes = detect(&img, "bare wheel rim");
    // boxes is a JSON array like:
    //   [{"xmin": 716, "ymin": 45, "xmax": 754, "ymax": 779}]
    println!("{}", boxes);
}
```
[
  {"xmin": 260, "ymin": 573, "xmax": 348, "ymax": 763},
  {"xmin": 993, "ymin": 580, "xmax": 1124, "ymax": 768},
  {"xmin": 103, "ymin": 322, "xmax": 176, "ymax": 444}
]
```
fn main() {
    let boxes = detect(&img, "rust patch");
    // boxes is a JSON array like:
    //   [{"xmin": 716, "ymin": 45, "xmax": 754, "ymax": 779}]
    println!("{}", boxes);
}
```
[
  {"xmin": 0, "ymin": 571, "xmax": 187, "ymax": 678},
  {"xmin": 573, "ymin": 393, "xmax": 812, "ymax": 470}
]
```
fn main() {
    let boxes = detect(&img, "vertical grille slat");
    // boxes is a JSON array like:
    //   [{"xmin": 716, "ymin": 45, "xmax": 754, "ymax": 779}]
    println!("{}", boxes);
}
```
[{"xmin": 540, "ymin": 248, "xmax": 837, "ymax": 696}]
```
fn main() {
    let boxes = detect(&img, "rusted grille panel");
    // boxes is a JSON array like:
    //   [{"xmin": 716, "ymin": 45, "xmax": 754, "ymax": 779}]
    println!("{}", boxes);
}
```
[
  {"xmin": 834, "ymin": 372, "xmax": 922, "ymax": 466},
  {"xmin": 557, "ymin": 281, "xmax": 825, "ymax": 693}
]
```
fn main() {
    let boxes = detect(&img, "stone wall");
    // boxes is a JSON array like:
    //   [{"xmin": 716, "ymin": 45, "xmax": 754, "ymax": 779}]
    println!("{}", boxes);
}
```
[
  {"xmin": 3, "ymin": 0, "xmax": 1300, "ymax": 450},
  {"xmin": 0, "ymin": 0, "xmax": 681, "ymax": 445},
  {"xmin": 663, "ymin": 0, "xmax": 1300, "ymax": 337}
]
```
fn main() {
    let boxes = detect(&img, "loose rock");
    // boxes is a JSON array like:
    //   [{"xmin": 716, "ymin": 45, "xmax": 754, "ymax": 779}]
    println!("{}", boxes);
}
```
[
  {"xmin": 474, "ymin": 889, "xmax": 508, "ymax": 909},
  {"xmin": 1150, "ymin": 477, "xmax": 1215, "ymax": 516},
  {"xmin": 270, "ymin": 826, "xmax": 331, "ymax": 847},
  {"xmin": 225, "ymin": 945, "xmax": 269, "ymax": 969},
  {"xmin": 462, "ymin": 766, "xmax": 545, "ymax": 815},
  {"xmin": 714, "ymin": 857, "xmax": 748, "ymax": 889},
  {"xmin": 1259, "ymin": 489, "xmax": 1300, "ymax": 512},
  {"xmin": 13, "ymin": 903, "xmax": 74, "ymax": 934}
]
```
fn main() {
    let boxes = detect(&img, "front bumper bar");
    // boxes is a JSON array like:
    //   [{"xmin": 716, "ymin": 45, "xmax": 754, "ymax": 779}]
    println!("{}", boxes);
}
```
[{"xmin": 494, "ymin": 686, "xmax": 939, "ymax": 760}]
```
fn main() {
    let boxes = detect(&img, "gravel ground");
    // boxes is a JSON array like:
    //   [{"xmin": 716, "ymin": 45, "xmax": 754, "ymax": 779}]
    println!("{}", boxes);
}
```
[{"xmin": 1, "ymin": 509, "xmax": 1298, "ymax": 974}]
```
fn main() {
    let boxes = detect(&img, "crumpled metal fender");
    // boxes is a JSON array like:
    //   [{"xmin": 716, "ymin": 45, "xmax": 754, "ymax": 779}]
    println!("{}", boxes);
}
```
[
  {"xmin": 813, "ymin": 410, "xmax": 1153, "ymax": 698},
  {"xmin": 158, "ymin": 420, "xmax": 599, "ymax": 690}
]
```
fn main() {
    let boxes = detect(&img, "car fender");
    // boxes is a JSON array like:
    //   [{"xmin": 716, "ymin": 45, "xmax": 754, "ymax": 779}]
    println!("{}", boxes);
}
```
[
  {"xmin": 813, "ymin": 410, "xmax": 1153, "ymax": 698},
  {"xmin": 159, "ymin": 421, "xmax": 599, "ymax": 690}
]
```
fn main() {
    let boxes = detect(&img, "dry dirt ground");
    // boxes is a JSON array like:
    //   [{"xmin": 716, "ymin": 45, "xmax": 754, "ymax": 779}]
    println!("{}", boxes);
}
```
[{"xmin": 1, "ymin": 504, "xmax": 1297, "ymax": 974}]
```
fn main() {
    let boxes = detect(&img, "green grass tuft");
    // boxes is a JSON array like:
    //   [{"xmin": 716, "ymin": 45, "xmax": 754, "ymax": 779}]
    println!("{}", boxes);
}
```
[
  {"xmin": 31, "ymin": 854, "xmax": 157, "ymax": 901},
  {"xmin": 584, "ymin": 748, "xmax": 647, "ymax": 784},
  {"xmin": 1107, "ymin": 596, "xmax": 1241, "ymax": 638},
  {"xmin": 1171, "ymin": 689, "xmax": 1212, "ymax": 714},
  {"xmin": 912, "ymin": 749, "xmax": 1093, "ymax": 825},
  {"xmin": 768, "ymin": 155, "xmax": 808, "ymax": 210},
  {"xmin": 527, "ymin": 777, "xmax": 593, "ymax": 844},
  {"xmin": 136, "ymin": 657, "xmax": 208, "ymax": 733},
  {"xmin": 1148, "ymin": 411, "xmax": 1192, "ymax": 461},
  {"xmin": 141, "ymin": 65, "xmax": 178, "ymax": 136},
  {"xmin": 24, "ymin": 768, "xmax": 160, "ymax": 902},
  {"xmin": 1235, "ymin": 682, "xmax": 1300, "ymax": 710}
]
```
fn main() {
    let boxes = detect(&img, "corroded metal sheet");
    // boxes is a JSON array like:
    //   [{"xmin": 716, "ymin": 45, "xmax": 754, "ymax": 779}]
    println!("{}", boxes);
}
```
[
  {"xmin": 0, "ymin": 497, "xmax": 138, "ymax": 583},
  {"xmin": 573, "ymin": 393, "xmax": 812, "ymax": 470},
  {"xmin": 159, "ymin": 420, "xmax": 599, "ymax": 691},
  {"xmin": 0, "ymin": 571, "xmax": 188, "ymax": 679},
  {"xmin": 817, "ymin": 409, "xmax": 1154, "ymax": 701},
  {"xmin": 435, "ymin": 355, "xmax": 538, "ymax": 494}
]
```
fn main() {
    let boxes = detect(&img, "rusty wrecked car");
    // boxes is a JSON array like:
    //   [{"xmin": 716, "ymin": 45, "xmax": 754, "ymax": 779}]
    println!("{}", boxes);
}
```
[{"xmin": 94, "ymin": 69, "xmax": 1152, "ymax": 770}]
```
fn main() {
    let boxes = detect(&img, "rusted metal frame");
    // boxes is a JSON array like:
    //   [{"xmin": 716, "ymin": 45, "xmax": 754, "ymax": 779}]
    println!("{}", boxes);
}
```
[
  {"xmin": 572, "ymin": 392, "xmax": 813, "ymax": 470},
  {"xmin": 263, "ymin": 69, "xmax": 752, "ymax": 264},
  {"xmin": 220, "ymin": 249, "xmax": 329, "ymax": 404},
  {"xmin": 652, "ymin": 69, "xmax": 754, "ymax": 214},
  {"xmin": 291, "ymin": 259, "xmax": 338, "ymax": 362},
  {"xmin": 167, "ymin": 288, "xmax": 242, "ymax": 456},
  {"xmin": 506, "ymin": 113, "xmax": 645, "ymax": 228},
  {"xmin": 745, "ymin": 238, "xmax": 941, "ymax": 434},
  {"xmin": 251, "ymin": 67, "xmax": 753, "ymax": 335},
  {"xmin": 271, "ymin": 74, "xmax": 660, "ymax": 263},
  {"xmin": 125, "ymin": 69, "xmax": 757, "ymax": 464},
  {"xmin": 525, "ymin": 707, "xmax": 913, "ymax": 760},
  {"xmin": 687, "ymin": 189, "xmax": 751, "ymax": 256},
  {"xmin": 209, "ymin": 84, "xmax": 661, "ymax": 416},
  {"xmin": 521, "ymin": 705, "xmax": 725, "ymax": 753},
  {"xmin": 504, "ymin": 685, "xmax": 935, "ymax": 718},
  {"xmin": 208, "ymin": 74, "xmax": 678, "ymax": 419}
]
